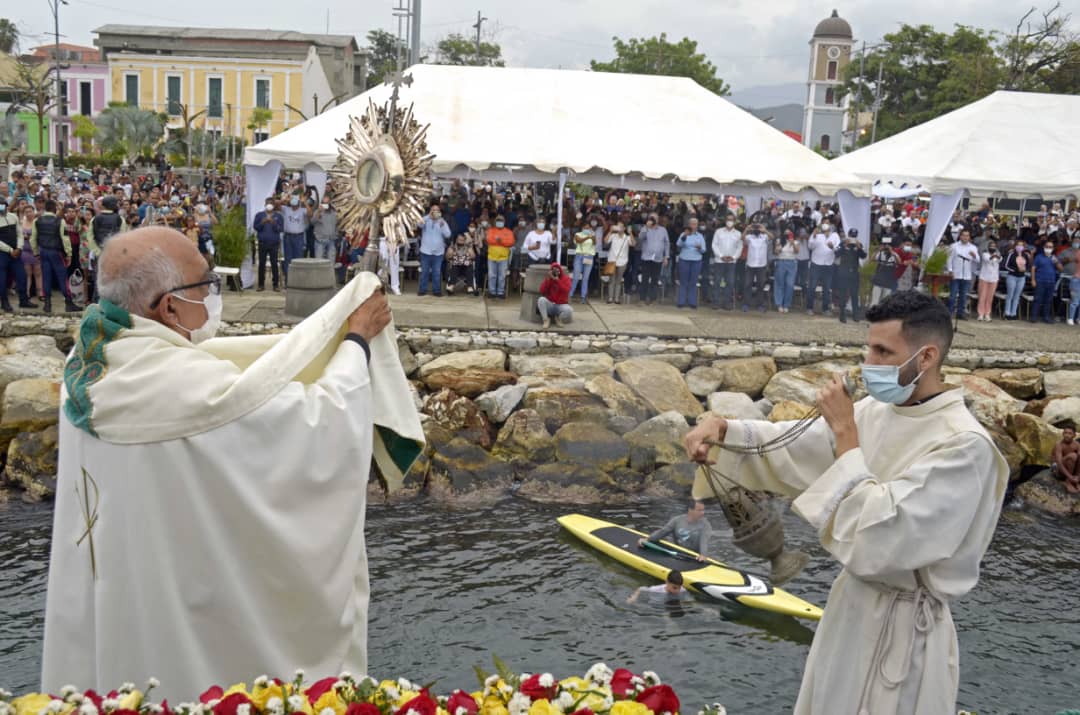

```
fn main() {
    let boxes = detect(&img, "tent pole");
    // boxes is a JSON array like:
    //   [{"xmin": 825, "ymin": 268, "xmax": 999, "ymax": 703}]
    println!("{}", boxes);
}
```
[{"xmin": 556, "ymin": 171, "xmax": 567, "ymax": 264}]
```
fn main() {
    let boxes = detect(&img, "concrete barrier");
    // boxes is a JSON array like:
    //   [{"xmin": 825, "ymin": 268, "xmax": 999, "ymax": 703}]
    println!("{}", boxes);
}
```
[
  {"xmin": 286, "ymin": 259, "xmax": 336, "ymax": 318},
  {"xmin": 518, "ymin": 264, "xmax": 550, "ymax": 323}
]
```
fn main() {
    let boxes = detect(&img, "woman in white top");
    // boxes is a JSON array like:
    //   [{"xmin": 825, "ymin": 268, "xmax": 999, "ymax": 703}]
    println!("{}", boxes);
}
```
[
  {"xmin": 524, "ymin": 222, "xmax": 553, "ymax": 267},
  {"xmin": 603, "ymin": 222, "xmax": 635, "ymax": 304},
  {"xmin": 976, "ymin": 246, "xmax": 1001, "ymax": 321}
]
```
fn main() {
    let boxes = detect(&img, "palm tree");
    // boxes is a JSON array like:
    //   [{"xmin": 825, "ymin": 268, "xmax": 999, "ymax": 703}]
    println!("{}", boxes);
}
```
[
  {"xmin": 0, "ymin": 19, "xmax": 19, "ymax": 54},
  {"xmin": 95, "ymin": 105, "xmax": 165, "ymax": 164},
  {"xmin": 246, "ymin": 107, "xmax": 273, "ymax": 144}
]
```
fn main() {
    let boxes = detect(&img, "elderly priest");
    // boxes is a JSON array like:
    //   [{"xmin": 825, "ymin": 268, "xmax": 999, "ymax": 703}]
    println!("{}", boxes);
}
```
[{"xmin": 41, "ymin": 227, "xmax": 424, "ymax": 700}]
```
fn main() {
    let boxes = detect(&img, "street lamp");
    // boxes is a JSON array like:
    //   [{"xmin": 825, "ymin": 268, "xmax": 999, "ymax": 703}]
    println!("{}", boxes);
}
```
[{"xmin": 48, "ymin": 0, "xmax": 69, "ymax": 171}]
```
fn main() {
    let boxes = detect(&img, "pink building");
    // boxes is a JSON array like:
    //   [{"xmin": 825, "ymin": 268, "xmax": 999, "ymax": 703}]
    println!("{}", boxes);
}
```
[{"xmin": 32, "ymin": 44, "xmax": 110, "ymax": 155}]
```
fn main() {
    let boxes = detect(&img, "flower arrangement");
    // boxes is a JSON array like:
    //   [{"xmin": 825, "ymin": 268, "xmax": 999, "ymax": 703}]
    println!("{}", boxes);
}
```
[{"xmin": 0, "ymin": 663, "xmax": 727, "ymax": 715}]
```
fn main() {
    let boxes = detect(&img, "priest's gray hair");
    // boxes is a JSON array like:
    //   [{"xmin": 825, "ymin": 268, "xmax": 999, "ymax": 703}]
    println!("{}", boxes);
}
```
[{"xmin": 97, "ymin": 245, "xmax": 185, "ymax": 318}]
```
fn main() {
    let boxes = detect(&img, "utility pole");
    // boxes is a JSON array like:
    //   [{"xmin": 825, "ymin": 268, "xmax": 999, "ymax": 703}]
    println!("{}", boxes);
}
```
[
  {"xmin": 410, "ymin": 0, "xmax": 422, "ymax": 66},
  {"xmin": 473, "ymin": 11, "xmax": 487, "ymax": 66},
  {"xmin": 870, "ymin": 60, "xmax": 883, "ymax": 144},
  {"xmin": 49, "ymin": 0, "xmax": 68, "ymax": 170}
]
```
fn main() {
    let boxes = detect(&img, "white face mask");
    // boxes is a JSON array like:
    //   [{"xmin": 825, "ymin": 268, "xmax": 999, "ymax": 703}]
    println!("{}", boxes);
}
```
[
  {"xmin": 321, "ymin": 203, "xmax": 329, "ymax": 210},
  {"xmin": 265, "ymin": 204, "xmax": 274, "ymax": 212},
  {"xmin": 290, "ymin": 198, "xmax": 299, "ymax": 207},
  {"xmin": 726, "ymin": 221, "xmax": 734, "ymax": 228},
  {"xmin": 173, "ymin": 292, "xmax": 222, "ymax": 344},
  {"xmin": 821, "ymin": 224, "xmax": 830, "ymax": 232},
  {"xmin": 537, "ymin": 222, "xmax": 545, "ymax": 230}
]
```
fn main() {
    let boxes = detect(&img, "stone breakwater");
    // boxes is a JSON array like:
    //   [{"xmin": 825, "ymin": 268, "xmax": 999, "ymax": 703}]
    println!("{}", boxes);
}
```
[{"xmin": 2, "ymin": 316, "xmax": 1079, "ymax": 515}]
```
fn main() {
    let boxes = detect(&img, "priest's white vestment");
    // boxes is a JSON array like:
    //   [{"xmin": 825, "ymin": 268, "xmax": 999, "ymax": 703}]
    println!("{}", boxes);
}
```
[
  {"xmin": 693, "ymin": 390, "xmax": 1008, "ymax": 715},
  {"xmin": 41, "ymin": 273, "xmax": 424, "ymax": 701}
]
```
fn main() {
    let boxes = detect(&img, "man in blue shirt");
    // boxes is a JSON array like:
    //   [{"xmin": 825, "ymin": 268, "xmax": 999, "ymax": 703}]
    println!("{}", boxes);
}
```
[
  {"xmin": 1030, "ymin": 241, "xmax": 1062, "ymax": 324},
  {"xmin": 675, "ymin": 217, "xmax": 706, "ymax": 309},
  {"xmin": 637, "ymin": 213, "xmax": 670, "ymax": 305},
  {"xmin": 417, "ymin": 204, "xmax": 451, "ymax": 296},
  {"xmin": 253, "ymin": 197, "xmax": 284, "ymax": 291}
]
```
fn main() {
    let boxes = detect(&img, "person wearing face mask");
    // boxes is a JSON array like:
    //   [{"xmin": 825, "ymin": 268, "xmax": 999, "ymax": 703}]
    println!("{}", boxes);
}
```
[
  {"xmin": 603, "ymin": 222, "xmax": 634, "ymax": 304},
  {"xmin": 485, "ymin": 213, "xmax": 515, "ymax": 299},
  {"xmin": 806, "ymin": 221, "xmax": 840, "ymax": 314},
  {"xmin": 312, "ymin": 199, "xmax": 339, "ymax": 262},
  {"xmin": 416, "ymin": 204, "xmax": 451, "ymax": 296},
  {"xmin": 945, "ymin": 229, "xmax": 979, "ymax": 320},
  {"xmin": 524, "ymin": 218, "xmax": 553, "ymax": 268},
  {"xmin": 253, "ymin": 197, "xmax": 284, "ymax": 292},
  {"xmin": 281, "ymin": 193, "xmax": 312, "ymax": 284},
  {"xmin": 1030, "ymin": 240, "xmax": 1062, "ymax": 324},
  {"xmin": 975, "ymin": 241, "xmax": 1001, "ymax": 322},
  {"xmin": 684, "ymin": 290, "xmax": 1008, "ymax": 715},
  {"xmin": 1002, "ymin": 240, "xmax": 1030, "ymax": 320},
  {"xmin": 43, "ymin": 225, "xmax": 424, "ymax": 701},
  {"xmin": 0, "ymin": 189, "xmax": 38, "ymax": 312},
  {"xmin": 637, "ymin": 213, "xmax": 670, "ymax": 305}
]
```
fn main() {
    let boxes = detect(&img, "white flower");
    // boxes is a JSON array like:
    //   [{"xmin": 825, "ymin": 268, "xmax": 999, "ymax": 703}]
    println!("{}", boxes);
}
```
[
  {"xmin": 384, "ymin": 687, "xmax": 400, "ymax": 702},
  {"xmin": 146, "ymin": 706, "xmax": 163, "ymax": 714},
  {"xmin": 266, "ymin": 697, "xmax": 284, "ymax": 715},
  {"xmin": 67, "ymin": 694, "xmax": 85, "ymax": 705},
  {"xmin": 332, "ymin": 681, "xmax": 347, "ymax": 692},
  {"xmin": 507, "ymin": 693, "xmax": 531, "ymax": 715},
  {"xmin": 338, "ymin": 672, "xmax": 353, "ymax": 682},
  {"xmin": 602, "ymin": 697, "xmax": 613, "ymax": 710},
  {"xmin": 320, "ymin": 709, "xmax": 336, "ymax": 715},
  {"xmin": 61, "ymin": 688, "xmax": 78, "ymax": 698},
  {"xmin": 585, "ymin": 664, "xmax": 613, "ymax": 687},
  {"xmin": 538, "ymin": 675, "xmax": 554, "ymax": 689},
  {"xmin": 78, "ymin": 704, "xmax": 99, "ymax": 715},
  {"xmin": 147, "ymin": 678, "xmax": 160, "ymax": 690},
  {"xmin": 455, "ymin": 708, "xmax": 470, "ymax": 715},
  {"xmin": 46, "ymin": 699, "xmax": 65, "ymax": 714},
  {"xmin": 236, "ymin": 705, "xmax": 251, "ymax": 715},
  {"xmin": 397, "ymin": 678, "xmax": 415, "ymax": 692},
  {"xmin": 254, "ymin": 676, "xmax": 270, "ymax": 689},
  {"xmin": 556, "ymin": 692, "xmax": 576, "ymax": 711},
  {"xmin": 0, "ymin": 688, "xmax": 12, "ymax": 699},
  {"xmin": 119, "ymin": 684, "xmax": 135, "ymax": 695},
  {"xmin": 0, "ymin": 704, "xmax": 11, "ymax": 715},
  {"xmin": 483, "ymin": 675, "xmax": 500, "ymax": 689},
  {"xmin": 287, "ymin": 695, "xmax": 306, "ymax": 713},
  {"xmin": 295, "ymin": 670, "xmax": 305, "ymax": 681},
  {"xmin": 641, "ymin": 671, "xmax": 660, "ymax": 686},
  {"xmin": 405, "ymin": 710, "xmax": 420, "ymax": 715},
  {"xmin": 102, "ymin": 699, "xmax": 120, "ymax": 712}
]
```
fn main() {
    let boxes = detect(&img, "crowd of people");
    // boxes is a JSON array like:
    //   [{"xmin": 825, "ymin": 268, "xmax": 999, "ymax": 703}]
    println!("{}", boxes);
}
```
[{"xmin": 5, "ymin": 166, "xmax": 1080, "ymax": 329}]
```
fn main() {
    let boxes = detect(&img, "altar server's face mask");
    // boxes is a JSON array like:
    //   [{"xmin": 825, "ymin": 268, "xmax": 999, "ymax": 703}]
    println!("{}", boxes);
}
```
[{"xmin": 862, "ymin": 345, "xmax": 930, "ymax": 405}]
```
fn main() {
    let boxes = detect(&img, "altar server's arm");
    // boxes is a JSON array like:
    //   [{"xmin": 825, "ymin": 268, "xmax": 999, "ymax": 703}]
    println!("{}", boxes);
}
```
[{"xmin": 792, "ymin": 432, "xmax": 996, "ymax": 577}]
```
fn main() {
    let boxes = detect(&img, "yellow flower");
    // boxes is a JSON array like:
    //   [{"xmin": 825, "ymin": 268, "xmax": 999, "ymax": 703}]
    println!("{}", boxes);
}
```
[
  {"xmin": 610, "ymin": 703, "xmax": 651, "ymax": 715},
  {"xmin": 478, "ymin": 695, "xmax": 508, "ymax": 715},
  {"xmin": 557, "ymin": 679, "xmax": 588, "ymax": 694},
  {"xmin": 394, "ymin": 692, "xmax": 420, "ymax": 709},
  {"xmin": 312, "ymin": 692, "xmax": 346, "ymax": 715},
  {"xmin": 117, "ymin": 691, "xmax": 144, "ymax": 711},
  {"xmin": 223, "ymin": 685, "xmax": 249, "ymax": 698},
  {"xmin": 12, "ymin": 694, "xmax": 52, "ymax": 715},
  {"xmin": 527, "ymin": 701, "xmax": 560, "ymax": 715},
  {"xmin": 251, "ymin": 684, "xmax": 292, "ymax": 711}
]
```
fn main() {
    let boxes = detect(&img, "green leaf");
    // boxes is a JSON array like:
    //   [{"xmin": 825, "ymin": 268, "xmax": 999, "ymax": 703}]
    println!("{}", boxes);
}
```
[{"xmin": 473, "ymin": 665, "xmax": 490, "ymax": 691}]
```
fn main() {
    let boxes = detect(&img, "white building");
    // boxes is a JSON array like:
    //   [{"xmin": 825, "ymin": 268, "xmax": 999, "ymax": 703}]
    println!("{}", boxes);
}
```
[{"xmin": 801, "ymin": 10, "xmax": 853, "ymax": 154}]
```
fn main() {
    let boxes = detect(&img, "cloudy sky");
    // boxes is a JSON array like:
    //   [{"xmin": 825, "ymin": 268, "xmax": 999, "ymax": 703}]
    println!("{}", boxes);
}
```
[{"xmin": 8, "ymin": 0, "xmax": 1068, "ymax": 103}]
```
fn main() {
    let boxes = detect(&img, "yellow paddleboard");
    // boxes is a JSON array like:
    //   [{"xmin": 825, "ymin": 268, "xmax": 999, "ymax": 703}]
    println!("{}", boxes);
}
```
[{"xmin": 558, "ymin": 513, "xmax": 823, "ymax": 621}]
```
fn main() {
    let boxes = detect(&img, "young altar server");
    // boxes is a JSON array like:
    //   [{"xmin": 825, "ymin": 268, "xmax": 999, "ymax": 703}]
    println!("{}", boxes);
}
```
[
  {"xmin": 41, "ymin": 227, "xmax": 424, "ymax": 701},
  {"xmin": 685, "ymin": 290, "xmax": 1009, "ymax": 715}
]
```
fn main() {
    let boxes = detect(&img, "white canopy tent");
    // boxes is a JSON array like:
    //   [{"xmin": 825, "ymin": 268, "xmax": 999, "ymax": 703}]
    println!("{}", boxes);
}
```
[
  {"xmin": 244, "ymin": 64, "xmax": 869, "ymax": 245},
  {"xmin": 832, "ymin": 91, "xmax": 1080, "ymax": 256}
]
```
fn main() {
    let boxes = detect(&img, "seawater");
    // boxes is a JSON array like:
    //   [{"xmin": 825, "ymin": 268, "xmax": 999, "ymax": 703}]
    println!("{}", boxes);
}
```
[{"xmin": 1, "ymin": 496, "xmax": 1077, "ymax": 713}]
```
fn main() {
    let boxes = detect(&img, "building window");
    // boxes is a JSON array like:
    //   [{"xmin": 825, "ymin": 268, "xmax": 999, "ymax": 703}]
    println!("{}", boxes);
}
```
[
  {"xmin": 166, "ymin": 74, "xmax": 182, "ymax": 115},
  {"xmin": 253, "ymin": 130, "xmax": 269, "ymax": 144},
  {"xmin": 825, "ymin": 88, "xmax": 835, "ymax": 105},
  {"xmin": 80, "ymin": 81, "xmax": 92, "ymax": 116},
  {"xmin": 826, "ymin": 61, "xmax": 838, "ymax": 81},
  {"xmin": 255, "ymin": 78, "xmax": 270, "ymax": 109},
  {"xmin": 207, "ymin": 77, "xmax": 223, "ymax": 118},
  {"xmin": 820, "ymin": 134, "xmax": 831, "ymax": 151},
  {"xmin": 124, "ymin": 73, "xmax": 139, "ymax": 106}
]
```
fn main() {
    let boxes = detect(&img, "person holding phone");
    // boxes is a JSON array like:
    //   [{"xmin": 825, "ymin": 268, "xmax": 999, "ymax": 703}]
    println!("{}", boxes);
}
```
[{"xmin": 773, "ymin": 229, "xmax": 799, "ymax": 313}]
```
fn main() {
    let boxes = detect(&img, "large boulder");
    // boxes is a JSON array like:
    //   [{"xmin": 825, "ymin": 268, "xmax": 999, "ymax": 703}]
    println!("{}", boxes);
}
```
[
  {"xmin": 521, "ymin": 386, "xmax": 609, "ymax": 433},
  {"xmin": 555, "ymin": 422, "xmax": 630, "ymax": 472},
  {"xmin": 712, "ymin": 357, "xmax": 778, "ymax": 399},
  {"xmin": 973, "ymin": 368, "xmax": 1044, "ymax": 400},
  {"xmin": 517, "ymin": 463, "xmax": 618, "ymax": 504},
  {"xmin": 422, "ymin": 368, "xmax": 517, "ymax": 398},
  {"xmin": 615, "ymin": 358, "xmax": 703, "ymax": 419},
  {"xmin": 704, "ymin": 391, "xmax": 761, "ymax": 421},
  {"xmin": 418, "ymin": 349, "xmax": 506, "ymax": 378},
  {"xmin": 5, "ymin": 425, "xmax": 59, "ymax": 501},
  {"xmin": 943, "ymin": 374, "xmax": 1026, "ymax": 432},
  {"xmin": 475, "ymin": 383, "xmax": 528, "ymax": 423},
  {"xmin": 647, "ymin": 462, "xmax": 700, "ymax": 493},
  {"xmin": 1006, "ymin": 412, "xmax": 1062, "ymax": 467},
  {"xmin": 769, "ymin": 400, "xmax": 815, "ymax": 422},
  {"xmin": 644, "ymin": 353, "xmax": 693, "ymax": 372},
  {"xmin": 429, "ymin": 437, "xmax": 510, "ymax": 493},
  {"xmin": 0, "ymin": 379, "xmax": 61, "ymax": 454},
  {"xmin": 397, "ymin": 342, "xmax": 419, "ymax": 378},
  {"xmin": 0, "ymin": 337, "xmax": 66, "ymax": 395},
  {"xmin": 763, "ymin": 361, "xmax": 859, "ymax": 405},
  {"xmin": 509, "ymin": 353, "xmax": 614, "ymax": 379},
  {"xmin": 1040, "ymin": 396, "xmax": 1080, "ymax": 428},
  {"xmin": 986, "ymin": 428, "xmax": 1025, "ymax": 479},
  {"xmin": 1044, "ymin": 369, "xmax": 1080, "ymax": 396},
  {"xmin": 491, "ymin": 409, "xmax": 555, "ymax": 464},
  {"xmin": 421, "ymin": 389, "xmax": 493, "ymax": 449},
  {"xmin": 1015, "ymin": 470, "xmax": 1080, "ymax": 516},
  {"xmin": 685, "ymin": 366, "xmax": 725, "ymax": 397},
  {"xmin": 623, "ymin": 411, "xmax": 691, "ymax": 466},
  {"xmin": 585, "ymin": 375, "xmax": 655, "ymax": 423}
]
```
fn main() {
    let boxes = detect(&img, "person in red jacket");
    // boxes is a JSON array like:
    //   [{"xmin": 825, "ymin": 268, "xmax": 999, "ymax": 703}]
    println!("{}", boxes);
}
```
[{"xmin": 537, "ymin": 262, "xmax": 573, "ymax": 328}]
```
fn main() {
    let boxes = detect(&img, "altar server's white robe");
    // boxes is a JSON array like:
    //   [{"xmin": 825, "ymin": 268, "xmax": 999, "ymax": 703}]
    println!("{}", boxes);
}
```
[
  {"xmin": 693, "ymin": 390, "xmax": 1008, "ymax": 715},
  {"xmin": 42, "ymin": 273, "xmax": 423, "ymax": 701}
]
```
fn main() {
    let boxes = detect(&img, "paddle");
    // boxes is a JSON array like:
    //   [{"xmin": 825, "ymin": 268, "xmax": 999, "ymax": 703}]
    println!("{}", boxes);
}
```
[{"xmin": 640, "ymin": 540, "xmax": 707, "ymax": 564}]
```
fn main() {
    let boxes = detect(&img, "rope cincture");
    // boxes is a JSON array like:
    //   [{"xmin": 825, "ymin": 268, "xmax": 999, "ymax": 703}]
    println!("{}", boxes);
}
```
[{"xmin": 75, "ymin": 467, "xmax": 100, "ymax": 580}]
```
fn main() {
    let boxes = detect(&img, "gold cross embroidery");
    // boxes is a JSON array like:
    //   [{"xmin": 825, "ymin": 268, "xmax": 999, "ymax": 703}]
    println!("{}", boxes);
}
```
[{"xmin": 74, "ymin": 468, "xmax": 100, "ymax": 579}]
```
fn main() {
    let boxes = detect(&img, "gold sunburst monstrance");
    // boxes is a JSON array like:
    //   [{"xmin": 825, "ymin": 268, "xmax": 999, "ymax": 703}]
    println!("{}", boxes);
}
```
[{"xmin": 329, "ymin": 99, "xmax": 434, "ymax": 251}]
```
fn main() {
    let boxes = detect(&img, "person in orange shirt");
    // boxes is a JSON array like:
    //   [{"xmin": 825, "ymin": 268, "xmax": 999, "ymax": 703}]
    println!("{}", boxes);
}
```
[{"xmin": 485, "ymin": 213, "xmax": 516, "ymax": 298}]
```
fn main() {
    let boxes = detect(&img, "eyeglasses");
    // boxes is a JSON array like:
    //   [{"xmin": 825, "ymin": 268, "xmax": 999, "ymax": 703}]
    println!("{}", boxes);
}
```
[{"xmin": 149, "ymin": 273, "xmax": 221, "ymax": 310}]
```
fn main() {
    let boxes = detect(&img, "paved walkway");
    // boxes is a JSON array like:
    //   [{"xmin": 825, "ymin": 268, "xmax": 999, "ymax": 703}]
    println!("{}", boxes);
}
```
[{"xmin": 222, "ymin": 278, "xmax": 1080, "ymax": 354}]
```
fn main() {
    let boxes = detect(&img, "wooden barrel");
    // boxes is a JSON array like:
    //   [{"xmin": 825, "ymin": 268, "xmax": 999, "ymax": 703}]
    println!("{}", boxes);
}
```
[{"xmin": 285, "ymin": 258, "xmax": 336, "ymax": 318}]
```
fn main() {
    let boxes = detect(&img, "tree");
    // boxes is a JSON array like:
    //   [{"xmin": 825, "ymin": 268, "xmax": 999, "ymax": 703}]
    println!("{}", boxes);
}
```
[
  {"xmin": 0, "ymin": 18, "xmax": 18, "ymax": 54},
  {"xmin": 433, "ymin": 32, "xmax": 504, "ymax": 67},
  {"xmin": 95, "ymin": 105, "xmax": 165, "ymax": 164},
  {"xmin": 590, "ymin": 33, "xmax": 730, "ymax": 96},
  {"xmin": 0, "ymin": 114, "xmax": 29, "ymax": 163},
  {"xmin": 366, "ymin": 29, "xmax": 407, "ymax": 87},
  {"xmin": 9, "ymin": 56, "xmax": 57, "ymax": 153},
  {"xmin": 71, "ymin": 114, "xmax": 97, "ymax": 153},
  {"xmin": 246, "ymin": 107, "xmax": 274, "ymax": 143},
  {"xmin": 1000, "ymin": 4, "xmax": 1080, "ymax": 93},
  {"xmin": 842, "ymin": 24, "xmax": 1003, "ymax": 144}
]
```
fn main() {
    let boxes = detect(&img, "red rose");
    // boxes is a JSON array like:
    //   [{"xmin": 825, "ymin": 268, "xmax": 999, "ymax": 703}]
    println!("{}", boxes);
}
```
[
  {"xmin": 446, "ymin": 691, "xmax": 478, "ymax": 715},
  {"xmin": 636, "ymin": 685, "xmax": 679, "ymax": 715},
  {"xmin": 213, "ymin": 693, "xmax": 255, "ymax": 715},
  {"xmin": 82, "ymin": 691, "xmax": 104, "ymax": 709},
  {"xmin": 345, "ymin": 704, "xmax": 382, "ymax": 715},
  {"xmin": 306, "ymin": 678, "xmax": 339, "ymax": 705},
  {"xmin": 519, "ymin": 675, "xmax": 556, "ymax": 702},
  {"xmin": 393, "ymin": 690, "xmax": 438, "ymax": 715},
  {"xmin": 610, "ymin": 670, "xmax": 638, "ymax": 698},
  {"xmin": 111, "ymin": 710, "xmax": 140, "ymax": 715},
  {"xmin": 160, "ymin": 701, "xmax": 173, "ymax": 715},
  {"xmin": 200, "ymin": 687, "xmax": 224, "ymax": 705}
]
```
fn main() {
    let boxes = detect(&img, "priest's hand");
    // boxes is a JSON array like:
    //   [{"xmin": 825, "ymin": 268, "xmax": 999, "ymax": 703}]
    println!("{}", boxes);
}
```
[
  {"xmin": 817, "ymin": 373, "xmax": 858, "ymax": 457},
  {"xmin": 685, "ymin": 414, "xmax": 727, "ymax": 464},
  {"xmin": 348, "ymin": 290, "xmax": 392, "ymax": 342}
]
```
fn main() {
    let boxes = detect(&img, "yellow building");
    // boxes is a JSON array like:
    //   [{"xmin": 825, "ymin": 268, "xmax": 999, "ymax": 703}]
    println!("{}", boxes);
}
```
[{"xmin": 96, "ymin": 25, "xmax": 368, "ymax": 143}]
